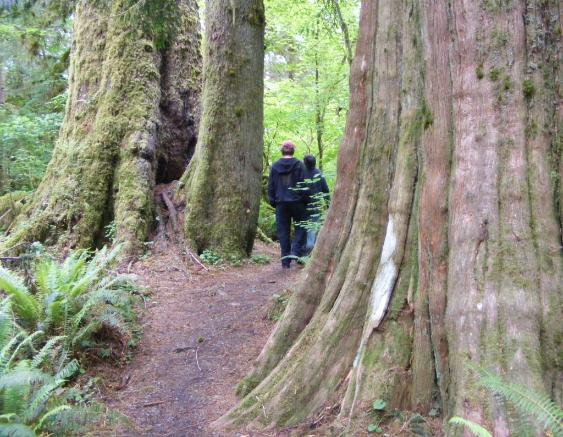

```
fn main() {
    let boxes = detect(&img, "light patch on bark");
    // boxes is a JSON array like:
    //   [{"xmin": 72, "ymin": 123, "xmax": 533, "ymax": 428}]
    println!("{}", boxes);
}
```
[{"xmin": 369, "ymin": 216, "xmax": 398, "ymax": 324}]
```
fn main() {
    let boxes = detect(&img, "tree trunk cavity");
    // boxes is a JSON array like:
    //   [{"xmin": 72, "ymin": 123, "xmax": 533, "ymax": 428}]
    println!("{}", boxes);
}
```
[
  {"xmin": 218, "ymin": 0, "xmax": 561, "ymax": 435},
  {"xmin": 1, "ymin": 0, "xmax": 201, "ymax": 255},
  {"xmin": 180, "ymin": 0, "xmax": 265, "ymax": 258}
]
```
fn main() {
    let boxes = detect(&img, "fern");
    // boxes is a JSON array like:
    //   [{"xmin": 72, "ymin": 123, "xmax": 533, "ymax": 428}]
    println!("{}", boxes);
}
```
[
  {"xmin": 449, "ymin": 417, "xmax": 493, "ymax": 437},
  {"xmin": 0, "ymin": 423, "xmax": 35, "ymax": 437},
  {"xmin": 30, "ymin": 336, "xmax": 65, "ymax": 369},
  {"xmin": 473, "ymin": 366, "xmax": 563, "ymax": 435},
  {"xmin": 0, "ymin": 268, "xmax": 39, "ymax": 329}
]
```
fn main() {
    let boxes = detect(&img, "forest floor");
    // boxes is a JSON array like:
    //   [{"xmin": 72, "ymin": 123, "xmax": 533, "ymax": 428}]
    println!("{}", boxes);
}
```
[{"xmin": 94, "ymin": 240, "xmax": 299, "ymax": 437}]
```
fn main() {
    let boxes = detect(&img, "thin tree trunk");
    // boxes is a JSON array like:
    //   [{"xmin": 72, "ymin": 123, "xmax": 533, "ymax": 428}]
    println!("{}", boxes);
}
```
[
  {"xmin": 217, "ymin": 0, "xmax": 561, "ymax": 435},
  {"xmin": 181, "ymin": 0, "xmax": 265, "ymax": 257},
  {"xmin": 331, "ymin": 0, "xmax": 353, "ymax": 67},
  {"xmin": 2, "ymin": 0, "xmax": 201, "ymax": 255}
]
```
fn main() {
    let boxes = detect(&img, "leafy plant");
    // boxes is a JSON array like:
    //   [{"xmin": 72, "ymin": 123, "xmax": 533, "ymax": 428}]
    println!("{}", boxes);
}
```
[
  {"xmin": 0, "ymin": 302, "xmax": 101, "ymax": 435},
  {"xmin": 200, "ymin": 250, "xmax": 224, "ymax": 266},
  {"xmin": 250, "ymin": 254, "xmax": 270, "ymax": 265},
  {"xmin": 449, "ymin": 417, "xmax": 492, "ymax": 437},
  {"xmin": 0, "ymin": 245, "xmax": 140, "ymax": 362},
  {"xmin": 449, "ymin": 365, "xmax": 563, "ymax": 436}
]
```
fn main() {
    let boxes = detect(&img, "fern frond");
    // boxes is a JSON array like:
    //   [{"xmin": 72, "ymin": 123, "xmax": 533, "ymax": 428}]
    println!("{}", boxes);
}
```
[
  {"xmin": 0, "ymin": 332, "xmax": 25, "ymax": 370},
  {"xmin": 31, "ymin": 336, "xmax": 65, "ymax": 369},
  {"xmin": 22, "ymin": 380, "xmax": 63, "ymax": 424},
  {"xmin": 37, "ymin": 405, "xmax": 101, "ymax": 434},
  {"xmin": 0, "ymin": 368, "xmax": 52, "ymax": 390},
  {"xmin": 0, "ymin": 413, "xmax": 17, "ymax": 422},
  {"xmin": 0, "ymin": 305, "xmax": 15, "ymax": 350},
  {"xmin": 33, "ymin": 404, "xmax": 71, "ymax": 432},
  {"xmin": 475, "ymin": 369, "xmax": 563, "ymax": 435},
  {"xmin": 54, "ymin": 359, "xmax": 78, "ymax": 382},
  {"xmin": 0, "ymin": 423, "xmax": 36, "ymax": 437},
  {"xmin": 6, "ymin": 331, "xmax": 43, "ymax": 368},
  {"xmin": 0, "ymin": 268, "xmax": 39, "ymax": 329},
  {"xmin": 449, "ymin": 417, "xmax": 492, "ymax": 437}
]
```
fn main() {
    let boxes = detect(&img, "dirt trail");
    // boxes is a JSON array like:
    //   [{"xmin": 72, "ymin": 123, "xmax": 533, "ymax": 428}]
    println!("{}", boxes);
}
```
[{"xmin": 100, "ymin": 242, "xmax": 299, "ymax": 436}]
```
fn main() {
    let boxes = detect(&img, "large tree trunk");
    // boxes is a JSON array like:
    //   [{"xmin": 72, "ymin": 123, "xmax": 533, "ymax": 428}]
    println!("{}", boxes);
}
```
[
  {"xmin": 180, "ymin": 0, "xmax": 264, "ymax": 258},
  {"xmin": 218, "ymin": 0, "xmax": 561, "ymax": 435},
  {"xmin": 1, "ymin": 0, "xmax": 201, "ymax": 254}
]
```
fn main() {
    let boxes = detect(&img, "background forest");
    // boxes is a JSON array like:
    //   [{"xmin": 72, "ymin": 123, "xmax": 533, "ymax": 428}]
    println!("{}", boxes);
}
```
[{"xmin": 0, "ymin": 0, "xmax": 357, "ymax": 198}]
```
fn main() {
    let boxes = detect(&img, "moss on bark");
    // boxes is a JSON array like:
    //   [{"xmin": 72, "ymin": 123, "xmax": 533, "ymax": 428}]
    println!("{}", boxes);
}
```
[
  {"xmin": 180, "ymin": 0, "xmax": 265, "ymax": 258},
  {"xmin": 217, "ymin": 0, "xmax": 561, "ymax": 435},
  {"xmin": 1, "ymin": 0, "xmax": 201, "ymax": 255}
]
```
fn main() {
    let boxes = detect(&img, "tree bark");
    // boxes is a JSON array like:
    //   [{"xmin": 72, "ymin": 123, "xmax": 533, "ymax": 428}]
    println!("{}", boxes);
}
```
[
  {"xmin": 1, "ymin": 0, "xmax": 201, "ymax": 255},
  {"xmin": 217, "ymin": 0, "xmax": 561, "ymax": 435},
  {"xmin": 180, "ymin": 0, "xmax": 265, "ymax": 257}
]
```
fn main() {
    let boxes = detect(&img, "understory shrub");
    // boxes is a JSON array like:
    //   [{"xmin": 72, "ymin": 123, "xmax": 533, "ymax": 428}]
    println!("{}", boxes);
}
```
[
  {"xmin": 0, "ymin": 244, "xmax": 140, "ymax": 362},
  {"xmin": 0, "ymin": 300, "xmax": 102, "ymax": 435},
  {"xmin": 0, "ymin": 244, "xmax": 141, "ymax": 435}
]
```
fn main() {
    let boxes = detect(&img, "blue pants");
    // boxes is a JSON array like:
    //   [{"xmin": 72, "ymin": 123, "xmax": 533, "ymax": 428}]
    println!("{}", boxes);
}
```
[{"xmin": 275, "ymin": 202, "xmax": 307, "ymax": 267}]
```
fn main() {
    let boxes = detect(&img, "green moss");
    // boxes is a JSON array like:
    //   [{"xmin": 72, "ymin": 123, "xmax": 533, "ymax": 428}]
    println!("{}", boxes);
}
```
[
  {"xmin": 235, "ymin": 376, "xmax": 260, "ymax": 397},
  {"xmin": 488, "ymin": 67, "xmax": 501, "ymax": 81},
  {"xmin": 522, "ymin": 79, "xmax": 535, "ymax": 100},
  {"xmin": 476, "ymin": 65, "xmax": 484, "ymax": 80},
  {"xmin": 502, "ymin": 75, "xmax": 512, "ymax": 91}
]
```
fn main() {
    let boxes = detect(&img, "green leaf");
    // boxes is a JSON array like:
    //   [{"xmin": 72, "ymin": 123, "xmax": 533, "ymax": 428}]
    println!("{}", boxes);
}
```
[
  {"xmin": 372, "ymin": 399, "xmax": 386, "ymax": 411},
  {"xmin": 367, "ymin": 423, "xmax": 383, "ymax": 433},
  {"xmin": 449, "ymin": 417, "xmax": 492, "ymax": 437}
]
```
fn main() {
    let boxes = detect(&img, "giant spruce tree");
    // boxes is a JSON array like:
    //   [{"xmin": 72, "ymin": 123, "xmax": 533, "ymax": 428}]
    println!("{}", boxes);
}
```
[
  {"xmin": 219, "ymin": 0, "xmax": 561, "ymax": 434},
  {"xmin": 2, "ymin": 0, "xmax": 201, "ymax": 254},
  {"xmin": 181, "ymin": 0, "xmax": 265, "ymax": 257}
]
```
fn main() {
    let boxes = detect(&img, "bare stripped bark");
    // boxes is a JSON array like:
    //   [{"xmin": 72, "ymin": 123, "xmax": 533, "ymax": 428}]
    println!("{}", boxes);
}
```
[
  {"xmin": 1, "ymin": 0, "xmax": 201, "ymax": 255},
  {"xmin": 218, "ymin": 0, "xmax": 561, "ymax": 435}
]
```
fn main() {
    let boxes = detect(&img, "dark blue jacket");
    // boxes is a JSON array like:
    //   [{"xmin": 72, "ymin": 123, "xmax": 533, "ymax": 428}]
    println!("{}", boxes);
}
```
[
  {"xmin": 304, "ymin": 168, "xmax": 330, "ymax": 203},
  {"xmin": 268, "ymin": 158, "xmax": 307, "ymax": 206}
]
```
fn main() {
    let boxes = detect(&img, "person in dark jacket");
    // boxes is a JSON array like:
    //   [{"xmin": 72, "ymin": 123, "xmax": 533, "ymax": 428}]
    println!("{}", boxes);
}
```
[
  {"xmin": 303, "ymin": 155, "xmax": 330, "ymax": 254},
  {"xmin": 268, "ymin": 141, "xmax": 308, "ymax": 268}
]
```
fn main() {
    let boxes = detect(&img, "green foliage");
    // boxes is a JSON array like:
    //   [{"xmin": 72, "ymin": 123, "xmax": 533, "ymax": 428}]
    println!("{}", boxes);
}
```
[
  {"xmin": 372, "ymin": 399, "xmax": 386, "ymax": 411},
  {"xmin": 522, "ymin": 79, "xmax": 535, "ymax": 100},
  {"xmin": 488, "ymin": 67, "xmax": 501, "ymax": 81},
  {"xmin": 0, "ymin": 111, "xmax": 63, "ymax": 194},
  {"xmin": 250, "ymin": 254, "xmax": 270, "ymax": 265},
  {"xmin": 0, "ymin": 245, "xmax": 140, "ymax": 361},
  {"xmin": 450, "ymin": 365, "xmax": 563, "ymax": 436},
  {"xmin": 472, "ymin": 366, "xmax": 563, "ymax": 435},
  {"xmin": 199, "ymin": 249, "xmax": 224, "ymax": 266},
  {"xmin": 0, "ymin": 5, "xmax": 70, "ymax": 194},
  {"xmin": 266, "ymin": 290, "xmax": 291, "ymax": 322},
  {"xmin": 263, "ymin": 0, "xmax": 358, "ymax": 179},
  {"xmin": 0, "ymin": 302, "xmax": 102, "ymax": 436},
  {"xmin": 449, "ymin": 417, "xmax": 492, "ymax": 437},
  {"xmin": 367, "ymin": 423, "xmax": 383, "ymax": 433}
]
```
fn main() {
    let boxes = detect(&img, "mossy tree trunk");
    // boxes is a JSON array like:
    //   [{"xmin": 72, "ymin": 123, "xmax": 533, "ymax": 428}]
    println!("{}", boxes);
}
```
[
  {"xmin": 2, "ymin": 0, "xmax": 201, "ymax": 255},
  {"xmin": 218, "ymin": 0, "xmax": 561, "ymax": 435},
  {"xmin": 180, "ymin": 0, "xmax": 265, "ymax": 258}
]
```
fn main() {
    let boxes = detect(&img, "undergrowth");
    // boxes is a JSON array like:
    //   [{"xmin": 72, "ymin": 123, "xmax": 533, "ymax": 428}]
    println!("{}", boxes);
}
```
[{"xmin": 0, "ymin": 243, "xmax": 142, "ymax": 435}]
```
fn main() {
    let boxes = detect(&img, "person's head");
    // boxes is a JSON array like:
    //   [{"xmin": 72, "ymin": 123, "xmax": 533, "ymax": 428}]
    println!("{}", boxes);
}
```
[
  {"xmin": 280, "ymin": 140, "xmax": 295, "ymax": 156},
  {"xmin": 303, "ymin": 155, "xmax": 316, "ymax": 170}
]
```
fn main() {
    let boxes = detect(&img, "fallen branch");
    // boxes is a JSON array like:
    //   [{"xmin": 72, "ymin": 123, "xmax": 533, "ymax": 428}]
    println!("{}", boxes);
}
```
[
  {"xmin": 186, "ymin": 249, "xmax": 208, "ymax": 271},
  {"xmin": 161, "ymin": 191, "xmax": 178, "ymax": 233},
  {"xmin": 140, "ymin": 400, "xmax": 167, "ymax": 408}
]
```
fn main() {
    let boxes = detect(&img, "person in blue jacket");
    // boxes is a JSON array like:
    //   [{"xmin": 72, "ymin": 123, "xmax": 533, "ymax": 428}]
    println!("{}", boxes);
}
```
[
  {"xmin": 268, "ymin": 141, "xmax": 308, "ymax": 269},
  {"xmin": 303, "ymin": 155, "xmax": 330, "ymax": 254}
]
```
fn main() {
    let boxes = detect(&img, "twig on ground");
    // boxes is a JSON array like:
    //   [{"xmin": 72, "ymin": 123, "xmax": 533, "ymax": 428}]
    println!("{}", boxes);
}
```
[
  {"xmin": 187, "ymin": 249, "xmax": 209, "ymax": 271},
  {"xmin": 195, "ymin": 346, "xmax": 202, "ymax": 371},
  {"xmin": 139, "ymin": 400, "xmax": 167, "ymax": 408}
]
